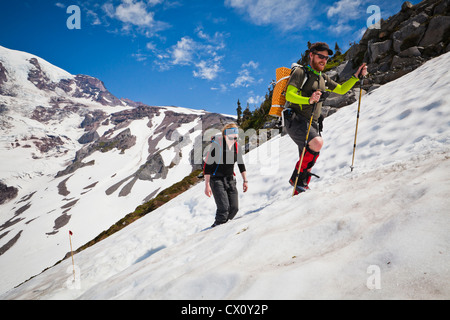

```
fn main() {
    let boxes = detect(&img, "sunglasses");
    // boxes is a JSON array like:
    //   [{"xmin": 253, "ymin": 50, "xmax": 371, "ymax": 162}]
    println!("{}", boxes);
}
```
[
  {"xmin": 313, "ymin": 52, "xmax": 330, "ymax": 61},
  {"xmin": 224, "ymin": 128, "xmax": 239, "ymax": 136}
]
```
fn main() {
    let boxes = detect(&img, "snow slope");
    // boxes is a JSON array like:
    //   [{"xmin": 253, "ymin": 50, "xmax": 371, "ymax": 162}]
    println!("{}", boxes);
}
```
[{"xmin": 1, "ymin": 52, "xmax": 449, "ymax": 300}]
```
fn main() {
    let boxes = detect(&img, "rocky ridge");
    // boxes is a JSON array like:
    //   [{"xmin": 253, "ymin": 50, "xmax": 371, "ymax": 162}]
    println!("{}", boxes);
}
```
[{"xmin": 322, "ymin": 0, "xmax": 450, "ymax": 116}]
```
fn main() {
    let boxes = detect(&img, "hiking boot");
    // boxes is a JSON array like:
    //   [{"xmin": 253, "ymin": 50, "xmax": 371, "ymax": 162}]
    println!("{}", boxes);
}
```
[
  {"xmin": 289, "ymin": 169, "xmax": 318, "ymax": 195},
  {"xmin": 289, "ymin": 169, "xmax": 309, "ymax": 187},
  {"xmin": 289, "ymin": 177, "xmax": 309, "ymax": 195},
  {"xmin": 211, "ymin": 221, "xmax": 226, "ymax": 228}
]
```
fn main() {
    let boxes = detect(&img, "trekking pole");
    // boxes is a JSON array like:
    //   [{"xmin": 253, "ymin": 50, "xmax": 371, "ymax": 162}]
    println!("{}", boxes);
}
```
[
  {"xmin": 292, "ymin": 101, "xmax": 317, "ymax": 197},
  {"xmin": 69, "ymin": 230, "xmax": 75, "ymax": 282},
  {"xmin": 350, "ymin": 76, "xmax": 364, "ymax": 172}
]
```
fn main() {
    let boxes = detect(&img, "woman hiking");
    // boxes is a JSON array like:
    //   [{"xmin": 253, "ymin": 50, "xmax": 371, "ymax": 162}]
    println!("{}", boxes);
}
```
[
  {"xmin": 204, "ymin": 123, "xmax": 248, "ymax": 227},
  {"xmin": 285, "ymin": 42, "xmax": 367, "ymax": 195}
]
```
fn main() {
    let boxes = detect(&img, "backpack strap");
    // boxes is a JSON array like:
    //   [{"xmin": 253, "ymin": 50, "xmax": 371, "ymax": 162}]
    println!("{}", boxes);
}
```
[
  {"xmin": 203, "ymin": 136, "xmax": 223, "ymax": 176},
  {"xmin": 233, "ymin": 141, "xmax": 239, "ymax": 176},
  {"xmin": 300, "ymin": 67, "xmax": 309, "ymax": 90},
  {"xmin": 212, "ymin": 139, "xmax": 222, "ymax": 176},
  {"xmin": 289, "ymin": 64, "xmax": 309, "ymax": 92}
]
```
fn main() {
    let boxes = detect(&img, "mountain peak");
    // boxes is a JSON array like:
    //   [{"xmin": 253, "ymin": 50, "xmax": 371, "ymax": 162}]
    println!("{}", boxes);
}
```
[{"xmin": 0, "ymin": 45, "xmax": 129, "ymax": 108}]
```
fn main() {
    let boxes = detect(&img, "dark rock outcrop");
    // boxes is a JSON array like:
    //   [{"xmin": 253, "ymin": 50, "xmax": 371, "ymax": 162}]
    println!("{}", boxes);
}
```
[
  {"xmin": 323, "ymin": 0, "xmax": 449, "ymax": 115},
  {"xmin": 0, "ymin": 182, "xmax": 18, "ymax": 205},
  {"xmin": 78, "ymin": 130, "xmax": 100, "ymax": 144},
  {"xmin": 0, "ymin": 62, "xmax": 7, "ymax": 89},
  {"xmin": 28, "ymin": 58, "xmax": 57, "ymax": 91},
  {"xmin": 73, "ymin": 75, "xmax": 123, "ymax": 106}
]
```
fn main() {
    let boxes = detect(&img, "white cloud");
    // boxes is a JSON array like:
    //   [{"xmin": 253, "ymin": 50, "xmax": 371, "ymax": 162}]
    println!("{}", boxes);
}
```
[
  {"xmin": 155, "ymin": 28, "xmax": 227, "ymax": 80},
  {"xmin": 102, "ymin": 2, "xmax": 116, "ymax": 18},
  {"xmin": 224, "ymin": 0, "xmax": 312, "ymax": 32},
  {"xmin": 115, "ymin": 0, "xmax": 155, "ymax": 27},
  {"xmin": 332, "ymin": 23, "xmax": 354, "ymax": 34},
  {"xmin": 247, "ymin": 95, "xmax": 264, "ymax": 105},
  {"xmin": 196, "ymin": 28, "xmax": 210, "ymax": 41},
  {"xmin": 327, "ymin": 0, "xmax": 362, "ymax": 20},
  {"xmin": 101, "ymin": 0, "xmax": 170, "ymax": 36},
  {"xmin": 86, "ymin": 9, "xmax": 102, "ymax": 25},
  {"xmin": 194, "ymin": 61, "xmax": 221, "ymax": 80},
  {"xmin": 147, "ymin": 0, "xmax": 164, "ymax": 6},
  {"xmin": 146, "ymin": 41, "xmax": 157, "ymax": 51},
  {"xmin": 231, "ymin": 60, "xmax": 259, "ymax": 88},
  {"xmin": 132, "ymin": 52, "xmax": 149, "ymax": 62},
  {"xmin": 232, "ymin": 69, "xmax": 254, "ymax": 88},
  {"xmin": 172, "ymin": 37, "xmax": 196, "ymax": 65},
  {"xmin": 211, "ymin": 84, "xmax": 228, "ymax": 92},
  {"xmin": 242, "ymin": 60, "xmax": 258, "ymax": 69},
  {"xmin": 326, "ymin": 0, "xmax": 363, "ymax": 34}
]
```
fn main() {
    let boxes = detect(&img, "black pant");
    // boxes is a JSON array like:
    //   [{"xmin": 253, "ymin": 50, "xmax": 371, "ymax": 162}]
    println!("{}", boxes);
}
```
[{"xmin": 210, "ymin": 176, "xmax": 239, "ymax": 224}]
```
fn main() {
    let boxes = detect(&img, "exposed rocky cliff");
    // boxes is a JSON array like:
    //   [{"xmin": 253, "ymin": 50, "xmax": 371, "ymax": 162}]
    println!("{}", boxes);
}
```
[
  {"xmin": 0, "ymin": 182, "xmax": 18, "ymax": 205},
  {"xmin": 323, "ymin": 0, "xmax": 449, "ymax": 116}
]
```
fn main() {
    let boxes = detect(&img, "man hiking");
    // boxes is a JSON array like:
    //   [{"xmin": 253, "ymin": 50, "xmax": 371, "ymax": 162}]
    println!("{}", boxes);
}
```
[
  {"xmin": 204, "ymin": 123, "xmax": 248, "ymax": 227},
  {"xmin": 284, "ymin": 42, "xmax": 367, "ymax": 195}
]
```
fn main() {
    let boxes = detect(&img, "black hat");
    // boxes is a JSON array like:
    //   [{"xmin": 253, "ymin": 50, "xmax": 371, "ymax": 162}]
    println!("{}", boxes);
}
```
[{"xmin": 310, "ymin": 42, "xmax": 333, "ymax": 56}]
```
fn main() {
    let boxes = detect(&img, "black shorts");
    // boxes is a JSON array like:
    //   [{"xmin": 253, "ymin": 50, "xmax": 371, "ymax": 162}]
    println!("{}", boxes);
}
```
[{"xmin": 284, "ymin": 111, "xmax": 321, "ymax": 156}]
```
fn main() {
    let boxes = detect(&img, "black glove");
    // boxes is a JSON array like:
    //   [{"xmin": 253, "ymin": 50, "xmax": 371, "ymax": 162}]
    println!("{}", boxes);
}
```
[{"xmin": 319, "ymin": 91, "xmax": 330, "ymax": 102}]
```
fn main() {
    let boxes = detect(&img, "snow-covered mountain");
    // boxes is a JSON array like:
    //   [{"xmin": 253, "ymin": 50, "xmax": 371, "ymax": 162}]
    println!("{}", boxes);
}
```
[
  {"xmin": 0, "ymin": 45, "xmax": 234, "ymax": 294},
  {"xmin": 1, "ymin": 51, "xmax": 449, "ymax": 300}
]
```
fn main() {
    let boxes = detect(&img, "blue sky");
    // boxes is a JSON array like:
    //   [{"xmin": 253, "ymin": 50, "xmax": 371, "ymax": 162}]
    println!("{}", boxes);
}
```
[{"xmin": 0, "ymin": 0, "xmax": 420, "ymax": 116}]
